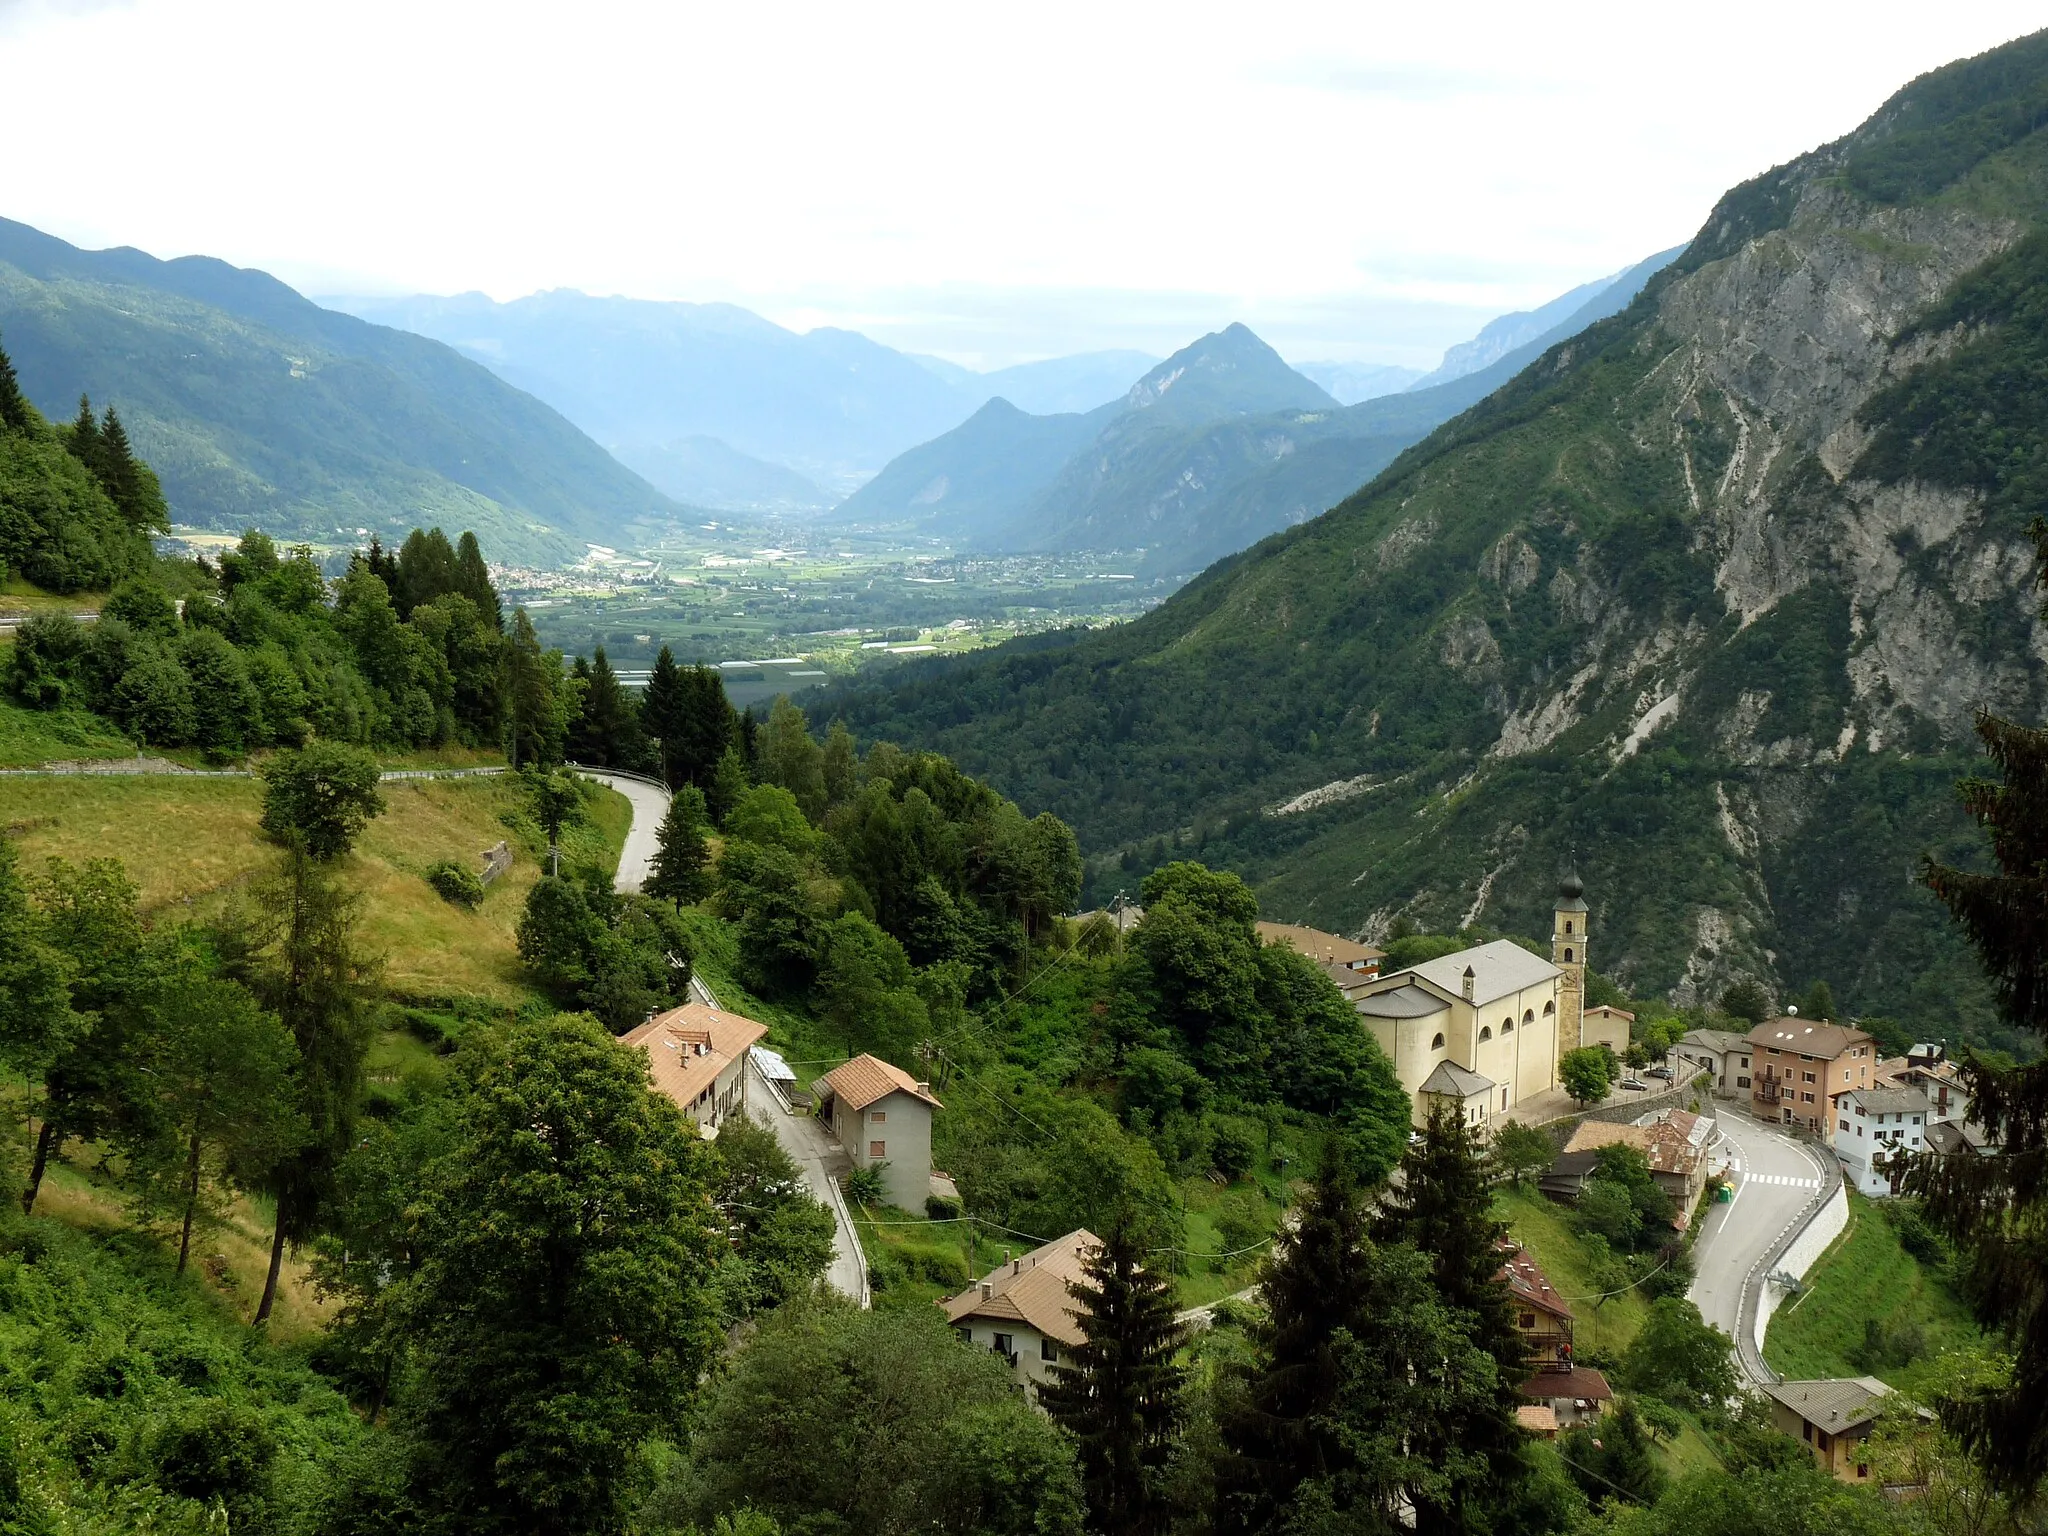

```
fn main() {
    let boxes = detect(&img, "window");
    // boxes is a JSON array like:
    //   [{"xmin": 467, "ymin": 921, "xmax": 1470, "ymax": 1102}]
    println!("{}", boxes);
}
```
[
  {"xmin": 1802, "ymin": 1071, "xmax": 1816, "ymax": 1084},
  {"xmin": 870, "ymin": 1140, "xmax": 886, "ymax": 1158},
  {"xmin": 1741, "ymin": 1056, "xmax": 1750, "ymax": 1068},
  {"xmin": 993, "ymin": 1332, "xmax": 1014, "ymax": 1359},
  {"xmin": 1856, "ymin": 1464, "xmax": 1869, "ymax": 1480},
  {"xmin": 957, "ymin": 1326, "xmax": 973, "ymax": 1344},
  {"xmin": 1818, "ymin": 1431, "xmax": 1832, "ymax": 1453},
  {"xmin": 1839, "ymin": 1119, "xmax": 1849, "ymax": 1133},
  {"xmin": 1802, "ymin": 1092, "xmax": 1814, "ymax": 1104},
  {"xmin": 1523, "ymin": 1009, "xmax": 1534, "ymax": 1024},
  {"xmin": 1041, "ymin": 1337, "xmax": 1058, "ymax": 1362},
  {"xmin": 1520, "ymin": 1312, "xmax": 1537, "ymax": 1329},
  {"xmin": 1737, "ymin": 1076, "xmax": 1751, "ymax": 1088},
  {"xmin": 1564, "ymin": 948, "xmax": 1574, "ymax": 962},
  {"xmin": 1565, "ymin": 920, "xmax": 1574, "ymax": 934},
  {"xmin": 1503, "ymin": 1018, "xmax": 1514, "ymax": 1033},
  {"xmin": 1544, "ymin": 1001, "xmax": 1555, "ymax": 1016},
  {"xmin": 1431, "ymin": 1033, "xmax": 1445, "ymax": 1050},
  {"xmin": 1479, "ymin": 1027, "xmax": 1493, "ymax": 1042},
  {"xmin": 1803, "ymin": 1422, "xmax": 1813, "ymax": 1443},
  {"xmin": 871, "ymin": 1110, "xmax": 887, "ymax": 1124}
]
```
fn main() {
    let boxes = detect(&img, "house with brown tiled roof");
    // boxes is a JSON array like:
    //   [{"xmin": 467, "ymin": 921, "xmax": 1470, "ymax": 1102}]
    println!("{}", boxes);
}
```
[
  {"xmin": 1747, "ymin": 1017, "xmax": 1878, "ymax": 1134},
  {"xmin": 1549, "ymin": 1111, "xmax": 1710, "ymax": 1220},
  {"xmin": 1517, "ymin": 1365, "xmax": 1612, "ymax": 1429},
  {"xmin": 814, "ymin": 1054, "xmax": 942, "ymax": 1211},
  {"xmin": 942, "ymin": 1228, "xmax": 1099, "ymax": 1399},
  {"xmin": 1762, "ymin": 1377, "xmax": 1926, "ymax": 1484},
  {"xmin": 1501, "ymin": 1246, "xmax": 1574, "ymax": 1370},
  {"xmin": 1257, "ymin": 921, "xmax": 1385, "ymax": 978},
  {"xmin": 622, "ymin": 1001, "xmax": 770, "ymax": 1133}
]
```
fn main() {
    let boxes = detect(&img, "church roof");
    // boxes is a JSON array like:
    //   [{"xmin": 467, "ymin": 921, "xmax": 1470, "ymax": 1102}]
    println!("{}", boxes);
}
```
[
  {"xmin": 1355, "ymin": 983, "xmax": 1448, "ymax": 1019},
  {"xmin": 1404, "ymin": 940, "xmax": 1560, "ymax": 1008},
  {"xmin": 1420, "ymin": 1060, "xmax": 1494, "ymax": 1098}
]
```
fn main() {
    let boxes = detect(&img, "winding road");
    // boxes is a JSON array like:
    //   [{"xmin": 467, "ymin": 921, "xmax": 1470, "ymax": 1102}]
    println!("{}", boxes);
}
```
[
  {"xmin": 570, "ymin": 768, "xmax": 670, "ymax": 893},
  {"xmin": 1688, "ymin": 1106, "xmax": 1831, "ymax": 1379}
]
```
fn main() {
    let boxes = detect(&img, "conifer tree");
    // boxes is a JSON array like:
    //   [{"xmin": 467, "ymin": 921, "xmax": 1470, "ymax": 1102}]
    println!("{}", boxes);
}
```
[
  {"xmin": 1039, "ymin": 1213, "xmax": 1188, "ymax": 1536},
  {"xmin": 675, "ymin": 664, "xmax": 738, "ymax": 786},
  {"xmin": 502, "ymin": 608, "xmax": 569, "ymax": 768},
  {"xmin": 0, "ymin": 330, "xmax": 30, "ymax": 432},
  {"xmin": 454, "ymin": 530, "xmax": 502, "ymax": 630},
  {"xmin": 647, "ymin": 786, "xmax": 714, "ymax": 906},
  {"xmin": 1904, "ymin": 518, "xmax": 2048, "ymax": 1490},
  {"xmin": 573, "ymin": 647, "xmax": 641, "ymax": 767},
  {"xmin": 93, "ymin": 407, "xmax": 165, "ymax": 532},
  {"xmin": 643, "ymin": 645, "xmax": 687, "ymax": 784},
  {"xmin": 67, "ymin": 393, "xmax": 102, "ymax": 473},
  {"xmin": 708, "ymin": 742, "xmax": 752, "ymax": 827}
]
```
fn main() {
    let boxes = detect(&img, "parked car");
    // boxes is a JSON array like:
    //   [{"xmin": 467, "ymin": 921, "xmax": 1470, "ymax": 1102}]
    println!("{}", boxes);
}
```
[
  {"xmin": 1618, "ymin": 1078, "xmax": 1648, "ymax": 1092},
  {"xmin": 1645, "ymin": 1065, "xmax": 1673, "ymax": 1080}
]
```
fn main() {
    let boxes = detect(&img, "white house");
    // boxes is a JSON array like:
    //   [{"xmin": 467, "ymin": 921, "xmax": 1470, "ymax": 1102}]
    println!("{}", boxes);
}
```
[
  {"xmin": 942, "ymin": 1228, "xmax": 1098, "ymax": 1400},
  {"xmin": 814, "ymin": 1054, "xmax": 942, "ymax": 1211},
  {"xmin": 1831, "ymin": 1086, "xmax": 1930, "ymax": 1197},
  {"xmin": 1678, "ymin": 1029, "xmax": 1753, "ymax": 1097}
]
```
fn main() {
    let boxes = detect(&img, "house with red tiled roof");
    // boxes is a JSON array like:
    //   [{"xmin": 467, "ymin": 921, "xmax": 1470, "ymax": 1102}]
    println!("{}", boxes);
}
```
[
  {"xmin": 814, "ymin": 1054, "xmax": 942, "ymax": 1210},
  {"xmin": 621, "ymin": 1001, "xmax": 770, "ymax": 1133},
  {"xmin": 942, "ymin": 1228, "xmax": 1099, "ymax": 1399}
]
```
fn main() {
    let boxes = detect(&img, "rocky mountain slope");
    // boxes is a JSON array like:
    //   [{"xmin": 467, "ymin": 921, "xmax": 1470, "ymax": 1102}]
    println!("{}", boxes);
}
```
[
  {"xmin": 830, "ymin": 30, "xmax": 2048, "ymax": 1048},
  {"xmin": 0, "ymin": 219, "xmax": 680, "ymax": 564}
]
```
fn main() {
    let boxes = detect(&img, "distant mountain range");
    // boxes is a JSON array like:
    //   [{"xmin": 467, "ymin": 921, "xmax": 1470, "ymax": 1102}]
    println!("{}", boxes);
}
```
[
  {"xmin": 833, "ymin": 252, "xmax": 1682, "ymax": 576},
  {"xmin": 1290, "ymin": 361, "xmax": 1424, "ymax": 404},
  {"xmin": 0, "ymin": 218, "xmax": 680, "ymax": 564},
  {"xmin": 326, "ymin": 291, "xmax": 1166, "ymax": 512}
]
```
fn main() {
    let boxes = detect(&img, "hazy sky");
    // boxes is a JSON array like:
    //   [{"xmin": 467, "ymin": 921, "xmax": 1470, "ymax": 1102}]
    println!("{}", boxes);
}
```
[{"xmin": 2, "ymin": 0, "xmax": 2043, "ymax": 368}]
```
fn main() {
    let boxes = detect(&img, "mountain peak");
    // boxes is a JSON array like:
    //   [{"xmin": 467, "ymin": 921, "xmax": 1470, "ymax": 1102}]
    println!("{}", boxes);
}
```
[{"xmin": 1123, "ymin": 323, "xmax": 1334, "ymax": 420}]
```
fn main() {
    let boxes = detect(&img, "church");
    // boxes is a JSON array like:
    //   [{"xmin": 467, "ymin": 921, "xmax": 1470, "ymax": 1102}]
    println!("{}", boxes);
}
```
[{"xmin": 1352, "ymin": 874, "xmax": 1591, "ymax": 1131}]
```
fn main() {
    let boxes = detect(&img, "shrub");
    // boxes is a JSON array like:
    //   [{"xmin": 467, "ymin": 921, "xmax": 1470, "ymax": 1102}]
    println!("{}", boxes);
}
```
[
  {"xmin": 426, "ymin": 859, "xmax": 486, "ymax": 909},
  {"xmin": 926, "ymin": 1193, "xmax": 962, "ymax": 1221},
  {"xmin": 152, "ymin": 1398, "xmax": 277, "ymax": 1504},
  {"xmin": 846, "ymin": 1165, "xmax": 888, "ymax": 1206},
  {"xmin": 1208, "ymin": 1117, "xmax": 1257, "ymax": 1181}
]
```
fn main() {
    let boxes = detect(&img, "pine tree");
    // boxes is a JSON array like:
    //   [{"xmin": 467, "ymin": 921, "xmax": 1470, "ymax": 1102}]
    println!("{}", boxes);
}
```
[
  {"xmin": 643, "ymin": 646, "xmax": 687, "ymax": 785},
  {"xmin": 502, "ymin": 608, "xmax": 569, "ymax": 769},
  {"xmin": 708, "ymin": 743, "xmax": 752, "ymax": 827},
  {"xmin": 67, "ymin": 393, "xmax": 102, "ymax": 475},
  {"xmin": 0, "ymin": 330, "xmax": 31, "ymax": 432},
  {"xmin": 675, "ymin": 664, "xmax": 738, "ymax": 787},
  {"xmin": 647, "ymin": 786, "xmax": 714, "ymax": 905},
  {"xmin": 576, "ymin": 647, "xmax": 642, "ymax": 768},
  {"xmin": 1039, "ymin": 1214, "xmax": 1188, "ymax": 1536},
  {"xmin": 1904, "ymin": 519, "xmax": 2048, "ymax": 1490},
  {"xmin": 95, "ymin": 407, "xmax": 166, "ymax": 531}
]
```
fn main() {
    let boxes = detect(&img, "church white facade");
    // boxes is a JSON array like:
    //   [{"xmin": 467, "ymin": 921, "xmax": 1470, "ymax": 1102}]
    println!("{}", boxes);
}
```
[{"xmin": 1352, "ymin": 876, "xmax": 1591, "ymax": 1131}]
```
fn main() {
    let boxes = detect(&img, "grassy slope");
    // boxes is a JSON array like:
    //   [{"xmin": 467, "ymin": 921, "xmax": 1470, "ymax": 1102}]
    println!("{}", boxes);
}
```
[
  {"xmin": 1763, "ymin": 1191, "xmax": 1982, "ymax": 1395},
  {"xmin": 1495, "ymin": 1185, "xmax": 1650, "ymax": 1359},
  {"xmin": 4, "ymin": 771, "xmax": 629, "ymax": 1005}
]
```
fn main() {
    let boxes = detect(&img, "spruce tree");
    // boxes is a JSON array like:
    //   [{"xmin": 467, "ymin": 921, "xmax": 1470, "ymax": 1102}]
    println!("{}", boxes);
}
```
[
  {"xmin": 455, "ymin": 530, "xmax": 502, "ymax": 630},
  {"xmin": 643, "ymin": 645, "xmax": 687, "ymax": 784},
  {"xmin": 675, "ymin": 664, "xmax": 738, "ymax": 786},
  {"xmin": 1215, "ymin": 1147, "xmax": 1375, "ymax": 1535},
  {"xmin": 708, "ymin": 743, "xmax": 752, "ymax": 827},
  {"xmin": 1039, "ymin": 1213, "xmax": 1188, "ymax": 1536},
  {"xmin": 0, "ymin": 330, "xmax": 31, "ymax": 431},
  {"xmin": 579, "ymin": 647, "xmax": 642, "ymax": 767},
  {"xmin": 647, "ymin": 786, "xmax": 713, "ymax": 905},
  {"xmin": 1904, "ymin": 519, "xmax": 2048, "ymax": 1489},
  {"xmin": 95, "ymin": 406, "xmax": 166, "ymax": 531},
  {"xmin": 67, "ymin": 393, "xmax": 102, "ymax": 474}
]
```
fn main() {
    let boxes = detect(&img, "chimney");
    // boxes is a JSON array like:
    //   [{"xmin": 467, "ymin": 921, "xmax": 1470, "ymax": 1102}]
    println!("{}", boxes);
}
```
[
  {"xmin": 915, "ymin": 1081, "xmax": 931, "ymax": 1095},
  {"xmin": 980, "ymin": 1281, "xmax": 991, "ymax": 1299},
  {"xmin": 1013, "ymin": 1258, "xmax": 1022, "ymax": 1275},
  {"xmin": 1462, "ymin": 966, "xmax": 1476, "ymax": 1002}
]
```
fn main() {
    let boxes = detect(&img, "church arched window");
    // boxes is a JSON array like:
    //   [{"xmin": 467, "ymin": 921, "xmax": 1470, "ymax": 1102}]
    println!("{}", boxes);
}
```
[
  {"xmin": 1502, "ymin": 1018, "xmax": 1513, "ymax": 1033},
  {"xmin": 1479, "ymin": 1027, "xmax": 1492, "ymax": 1042},
  {"xmin": 1566, "ymin": 920, "xmax": 1574, "ymax": 934},
  {"xmin": 1564, "ymin": 947, "xmax": 1574, "ymax": 962},
  {"xmin": 1431, "ymin": 1033, "xmax": 1445, "ymax": 1050},
  {"xmin": 1544, "ymin": 1001, "xmax": 1555, "ymax": 1016},
  {"xmin": 1524, "ymin": 1009, "xmax": 1535, "ymax": 1024}
]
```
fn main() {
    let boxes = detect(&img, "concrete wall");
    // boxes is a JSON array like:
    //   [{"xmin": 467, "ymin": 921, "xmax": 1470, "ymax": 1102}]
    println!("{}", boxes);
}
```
[
  {"xmin": 1535, "ymin": 1068, "xmax": 1714, "ymax": 1137},
  {"xmin": 1752, "ymin": 1181, "xmax": 1849, "ymax": 1360}
]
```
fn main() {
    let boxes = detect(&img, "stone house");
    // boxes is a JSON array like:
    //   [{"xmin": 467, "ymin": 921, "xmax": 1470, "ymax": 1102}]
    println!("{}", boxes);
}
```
[
  {"xmin": 1747, "ymin": 1018, "xmax": 1878, "ymax": 1135},
  {"xmin": 622, "ymin": 1001, "xmax": 768, "ymax": 1132},
  {"xmin": 942, "ymin": 1228, "xmax": 1098, "ymax": 1400},
  {"xmin": 1678, "ymin": 1028, "xmax": 1753, "ymax": 1097},
  {"xmin": 814, "ymin": 1054, "xmax": 942, "ymax": 1211},
  {"xmin": 1546, "ymin": 1111, "xmax": 1709, "ymax": 1222}
]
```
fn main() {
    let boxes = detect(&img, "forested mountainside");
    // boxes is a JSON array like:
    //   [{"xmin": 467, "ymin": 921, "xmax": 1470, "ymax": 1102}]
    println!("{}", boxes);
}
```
[
  {"xmin": 0, "ymin": 219, "xmax": 682, "ymax": 564},
  {"xmin": 830, "ymin": 30, "xmax": 2048, "ymax": 1050},
  {"xmin": 838, "ymin": 259, "xmax": 1678, "ymax": 577}
]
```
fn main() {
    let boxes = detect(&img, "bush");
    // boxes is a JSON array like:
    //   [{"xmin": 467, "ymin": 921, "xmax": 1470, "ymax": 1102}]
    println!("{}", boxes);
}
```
[
  {"xmin": 426, "ymin": 859, "xmax": 486, "ymax": 909},
  {"xmin": 1208, "ymin": 1117, "xmax": 1258, "ymax": 1181},
  {"xmin": 152, "ymin": 1398, "xmax": 277, "ymax": 1504},
  {"xmin": 846, "ymin": 1165, "xmax": 888, "ymax": 1206},
  {"xmin": 926, "ymin": 1193, "xmax": 962, "ymax": 1221}
]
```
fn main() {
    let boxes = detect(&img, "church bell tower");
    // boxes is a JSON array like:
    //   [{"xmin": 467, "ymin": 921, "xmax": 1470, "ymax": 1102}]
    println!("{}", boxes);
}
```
[{"xmin": 1552, "ymin": 870, "xmax": 1588, "ymax": 1055}]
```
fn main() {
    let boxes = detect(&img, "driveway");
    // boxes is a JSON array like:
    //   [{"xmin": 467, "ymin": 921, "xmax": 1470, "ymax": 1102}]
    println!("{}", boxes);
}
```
[
  {"xmin": 572, "ymin": 770, "xmax": 669, "ymax": 893},
  {"xmin": 742, "ymin": 1052, "xmax": 869, "ymax": 1304},
  {"xmin": 1688, "ymin": 1107, "xmax": 1830, "ymax": 1369}
]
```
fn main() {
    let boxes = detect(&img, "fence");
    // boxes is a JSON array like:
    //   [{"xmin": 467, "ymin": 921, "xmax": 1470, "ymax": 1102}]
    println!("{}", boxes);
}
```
[
  {"xmin": 1533, "ymin": 1066, "xmax": 1714, "ymax": 1143},
  {"xmin": 564, "ymin": 762, "xmax": 673, "ymax": 794}
]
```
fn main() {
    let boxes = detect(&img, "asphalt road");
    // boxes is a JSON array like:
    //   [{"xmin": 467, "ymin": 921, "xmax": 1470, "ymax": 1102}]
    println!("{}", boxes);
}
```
[
  {"xmin": 574, "ymin": 770, "xmax": 669, "ymax": 893},
  {"xmin": 1688, "ymin": 1107, "xmax": 1830, "ymax": 1352},
  {"xmin": 742, "ymin": 1052, "xmax": 870, "ymax": 1304}
]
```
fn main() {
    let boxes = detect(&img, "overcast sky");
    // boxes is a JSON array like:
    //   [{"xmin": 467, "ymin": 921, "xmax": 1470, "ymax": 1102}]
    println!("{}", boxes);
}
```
[{"xmin": 2, "ymin": 0, "xmax": 2043, "ymax": 368}]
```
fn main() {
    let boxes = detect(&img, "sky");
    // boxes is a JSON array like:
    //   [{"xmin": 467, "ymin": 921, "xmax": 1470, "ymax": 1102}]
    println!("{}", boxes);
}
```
[{"xmin": 1, "ymin": 0, "xmax": 2044, "ymax": 369}]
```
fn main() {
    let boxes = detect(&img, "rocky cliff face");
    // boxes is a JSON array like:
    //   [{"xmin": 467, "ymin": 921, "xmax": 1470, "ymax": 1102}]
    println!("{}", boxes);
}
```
[{"xmin": 834, "ymin": 32, "xmax": 2048, "ymax": 1049}]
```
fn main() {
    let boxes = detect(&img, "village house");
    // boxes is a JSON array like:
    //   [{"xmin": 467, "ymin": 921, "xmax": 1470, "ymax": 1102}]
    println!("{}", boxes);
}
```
[
  {"xmin": 1518, "ymin": 1366, "xmax": 1612, "ymax": 1430},
  {"xmin": 1874, "ymin": 1044, "xmax": 1971, "ymax": 1126},
  {"xmin": 1831, "ymin": 1086, "xmax": 1930, "ymax": 1197},
  {"xmin": 1351, "ymin": 876, "xmax": 1589, "ymax": 1131},
  {"xmin": 1677, "ymin": 1028, "xmax": 1753, "ymax": 1097},
  {"xmin": 941, "ymin": 1228, "xmax": 1097, "ymax": 1399},
  {"xmin": 621, "ymin": 1001, "xmax": 769, "ymax": 1133},
  {"xmin": 1502, "ymin": 1246, "xmax": 1574, "ymax": 1370},
  {"xmin": 813, "ymin": 1054, "xmax": 942, "ymax": 1211},
  {"xmin": 1257, "ymin": 921, "xmax": 1385, "ymax": 980},
  {"xmin": 1762, "ymin": 1378, "xmax": 1919, "ymax": 1483},
  {"xmin": 1541, "ymin": 1109, "xmax": 1711, "ymax": 1221},
  {"xmin": 1579, "ymin": 1005, "xmax": 1633, "ymax": 1057},
  {"xmin": 1748, "ymin": 1018, "xmax": 1878, "ymax": 1135}
]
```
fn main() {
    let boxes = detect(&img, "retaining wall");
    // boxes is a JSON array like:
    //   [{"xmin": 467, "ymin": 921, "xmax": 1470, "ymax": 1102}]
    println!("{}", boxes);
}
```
[{"xmin": 1752, "ymin": 1180, "xmax": 1850, "ymax": 1361}]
